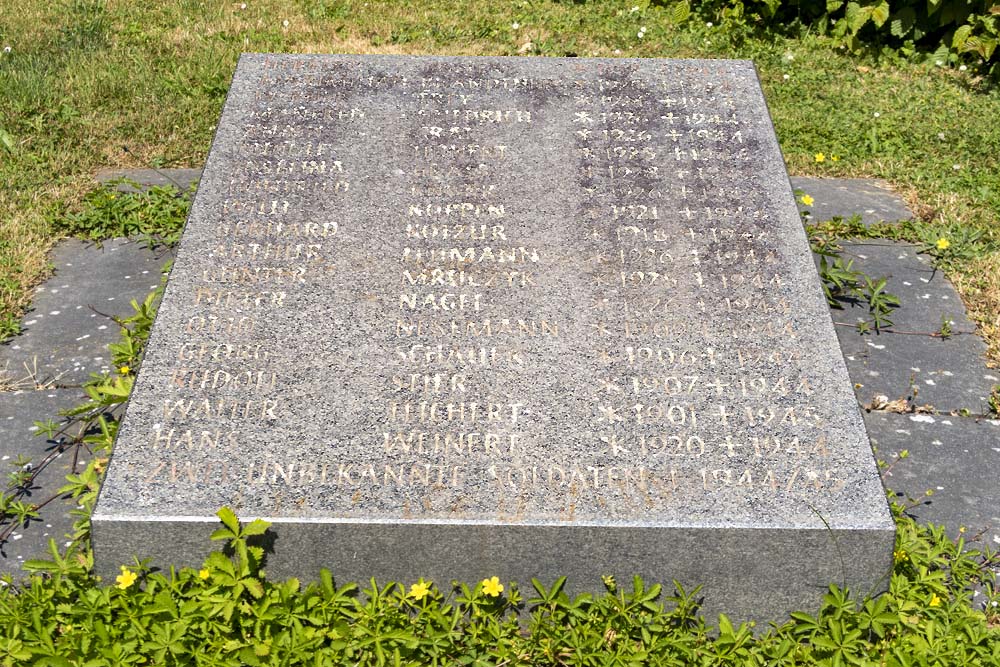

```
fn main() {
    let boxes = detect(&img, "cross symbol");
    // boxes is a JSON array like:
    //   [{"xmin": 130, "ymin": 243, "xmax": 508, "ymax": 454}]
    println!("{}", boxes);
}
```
[
  {"xmin": 596, "ymin": 405, "xmax": 622, "ymax": 423},
  {"xmin": 576, "ymin": 129, "xmax": 592, "ymax": 139},
  {"xmin": 705, "ymin": 378, "xmax": 731, "ymax": 395},
  {"xmin": 721, "ymin": 436, "xmax": 742, "ymax": 456},
  {"xmin": 574, "ymin": 111, "xmax": 593, "ymax": 124},
  {"xmin": 715, "ymin": 405, "xmax": 730, "ymax": 426},
  {"xmin": 666, "ymin": 129, "xmax": 682, "ymax": 141}
]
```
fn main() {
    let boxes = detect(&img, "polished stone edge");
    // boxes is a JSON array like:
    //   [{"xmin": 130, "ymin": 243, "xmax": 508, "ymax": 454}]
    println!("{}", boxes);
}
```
[{"xmin": 92, "ymin": 518, "xmax": 895, "ymax": 622}]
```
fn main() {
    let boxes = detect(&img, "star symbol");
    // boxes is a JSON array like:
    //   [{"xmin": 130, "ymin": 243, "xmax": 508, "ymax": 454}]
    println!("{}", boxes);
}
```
[
  {"xmin": 595, "ymin": 378, "xmax": 623, "ymax": 394},
  {"xmin": 589, "ymin": 320, "xmax": 611, "ymax": 335}
]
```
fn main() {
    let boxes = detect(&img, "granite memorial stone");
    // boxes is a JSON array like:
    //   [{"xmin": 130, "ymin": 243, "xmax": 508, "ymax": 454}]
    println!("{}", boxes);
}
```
[{"xmin": 93, "ymin": 54, "xmax": 895, "ymax": 620}]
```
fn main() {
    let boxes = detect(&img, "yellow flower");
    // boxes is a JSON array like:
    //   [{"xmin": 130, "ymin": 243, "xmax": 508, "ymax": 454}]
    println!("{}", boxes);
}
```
[
  {"xmin": 409, "ymin": 579, "xmax": 431, "ymax": 601},
  {"xmin": 481, "ymin": 576, "xmax": 504, "ymax": 597},
  {"xmin": 93, "ymin": 457, "xmax": 108, "ymax": 474},
  {"xmin": 119, "ymin": 365, "xmax": 130, "ymax": 375},
  {"xmin": 831, "ymin": 155, "xmax": 840, "ymax": 162},
  {"xmin": 814, "ymin": 153, "xmax": 825, "ymax": 163},
  {"xmin": 116, "ymin": 566, "xmax": 137, "ymax": 590},
  {"xmin": 893, "ymin": 549, "xmax": 908, "ymax": 564},
  {"xmin": 800, "ymin": 194, "xmax": 815, "ymax": 207},
  {"xmin": 929, "ymin": 593, "xmax": 941, "ymax": 607},
  {"xmin": 198, "ymin": 568, "xmax": 210, "ymax": 580},
  {"xmin": 936, "ymin": 237, "xmax": 950, "ymax": 250}
]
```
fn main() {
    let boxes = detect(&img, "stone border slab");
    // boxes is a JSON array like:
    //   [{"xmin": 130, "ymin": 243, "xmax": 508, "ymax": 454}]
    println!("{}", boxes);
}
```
[
  {"xmin": 0, "ymin": 239, "xmax": 171, "ymax": 388},
  {"xmin": 833, "ymin": 241, "xmax": 994, "ymax": 412}
]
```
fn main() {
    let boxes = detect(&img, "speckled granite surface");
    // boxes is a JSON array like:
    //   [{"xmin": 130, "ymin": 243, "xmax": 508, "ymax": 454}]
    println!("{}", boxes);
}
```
[{"xmin": 79, "ymin": 55, "xmax": 896, "ymax": 621}]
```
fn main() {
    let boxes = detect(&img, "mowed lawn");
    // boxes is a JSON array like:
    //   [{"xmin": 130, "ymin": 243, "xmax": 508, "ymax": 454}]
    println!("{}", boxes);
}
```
[{"xmin": 1, "ymin": 0, "xmax": 999, "ymax": 362}]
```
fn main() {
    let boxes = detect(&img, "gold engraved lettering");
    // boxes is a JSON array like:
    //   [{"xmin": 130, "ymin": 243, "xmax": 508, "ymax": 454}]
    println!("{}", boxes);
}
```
[
  {"xmin": 185, "ymin": 315, "xmax": 256, "ymax": 335},
  {"xmin": 624, "ymin": 346, "xmax": 714, "ymax": 367},
  {"xmin": 415, "ymin": 108, "xmax": 531, "ymax": 123},
  {"xmin": 700, "ymin": 468, "xmax": 843, "ymax": 494},
  {"xmin": 638, "ymin": 434, "xmax": 706, "ymax": 457},
  {"xmin": 152, "ymin": 427, "xmax": 238, "ymax": 451},
  {"xmin": 239, "ymin": 140, "xmax": 337, "ymax": 158},
  {"xmin": 222, "ymin": 199, "xmax": 291, "ymax": 215},
  {"xmin": 391, "ymin": 373, "xmax": 466, "ymax": 394},
  {"xmin": 386, "ymin": 401, "xmax": 524, "ymax": 425},
  {"xmin": 736, "ymin": 348, "xmax": 803, "ymax": 367},
  {"xmin": 241, "ymin": 159, "xmax": 347, "ymax": 177},
  {"xmin": 593, "ymin": 401, "xmax": 702, "ymax": 426},
  {"xmin": 200, "ymin": 265, "xmax": 308, "ymax": 286},
  {"xmin": 219, "ymin": 220, "xmax": 340, "ymax": 239},
  {"xmin": 393, "ymin": 344, "xmax": 524, "ymax": 366},
  {"xmin": 407, "ymin": 202, "xmax": 504, "ymax": 218},
  {"xmin": 485, "ymin": 465, "xmax": 649, "ymax": 492},
  {"xmin": 383, "ymin": 431, "xmax": 523, "ymax": 457},
  {"xmin": 140, "ymin": 459, "xmax": 234, "ymax": 485},
  {"xmin": 401, "ymin": 247, "xmax": 540, "ymax": 264},
  {"xmin": 210, "ymin": 242, "xmax": 322, "ymax": 261},
  {"xmin": 193, "ymin": 288, "xmax": 286, "ymax": 309},
  {"xmin": 177, "ymin": 342, "xmax": 269, "ymax": 362},
  {"xmin": 394, "ymin": 318, "xmax": 557, "ymax": 338},
  {"xmin": 411, "ymin": 143, "xmax": 509, "ymax": 159},
  {"xmin": 399, "ymin": 292, "xmax": 483, "ymax": 312},
  {"xmin": 405, "ymin": 223, "xmax": 507, "ymax": 240},
  {"xmin": 161, "ymin": 397, "xmax": 282, "ymax": 421},
  {"xmin": 401, "ymin": 268, "xmax": 535, "ymax": 288},
  {"xmin": 168, "ymin": 367, "xmax": 278, "ymax": 393}
]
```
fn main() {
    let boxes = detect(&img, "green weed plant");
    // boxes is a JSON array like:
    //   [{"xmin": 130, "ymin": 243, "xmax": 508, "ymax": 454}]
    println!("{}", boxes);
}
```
[
  {"xmin": 52, "ymin": 179, "xmax": 193, "ymax": 249},
  {"xmin": 0, "ymin": 278, "xmax": 996, "ymax": 665},
  {"xmin": 0, "ymin": 504, "xmax": 995, "ymax": 665},
  {"xmin": 668, "ymin": 0, "xmax": 1000, "ymax": 74}
]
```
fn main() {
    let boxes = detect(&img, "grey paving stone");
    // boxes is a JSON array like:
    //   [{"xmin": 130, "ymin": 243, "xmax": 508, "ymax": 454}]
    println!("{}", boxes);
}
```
[
  {"xmin": 831, "ymin": 241, "xmax": 995, "ymax": 413},
  {"xmin": 790, "ymin": 176, "xmax": 913, "ymax": 225},
  {"xmin": 0, "ymin": 238, "xmax": 172, "ymax": 387},
  {"xmin": 864, "ymin": 410, "xmax": 1000, "ymax": 546},
  {"xmin": 95, "ymin": 168, "xmax": 202, "ymax": 193},
  {"xmin": 0, "ymin": 389, "xmax": 89, "ymax": 576}
]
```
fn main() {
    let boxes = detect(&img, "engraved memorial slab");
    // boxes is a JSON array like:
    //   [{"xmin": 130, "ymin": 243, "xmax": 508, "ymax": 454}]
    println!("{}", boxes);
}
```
[{"xmin": 93, "ymin": 54, "xmax": 895, "ymax": 620}]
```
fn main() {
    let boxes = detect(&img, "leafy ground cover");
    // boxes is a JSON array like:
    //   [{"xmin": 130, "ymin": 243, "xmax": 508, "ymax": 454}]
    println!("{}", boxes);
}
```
[
  {"xmin": 0, "ymin": 0, "xmax": 999, "ymax": 358},
  {"xmin": 1, "ymin": 286, "xmax": 997, "ymax": 663},
  {"xmin": 0, "ymin": 507, "xmax": 996, "ymax": 666},
  {"xmin": 1, "ymin": 3, "xmax": 998, "ymax": 662}
]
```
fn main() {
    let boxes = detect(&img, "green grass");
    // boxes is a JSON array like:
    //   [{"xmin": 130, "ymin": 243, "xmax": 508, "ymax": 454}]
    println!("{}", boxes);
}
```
[{"xmin": 1, "ymin": 0, "xmax": 999, "ymax": 358}]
